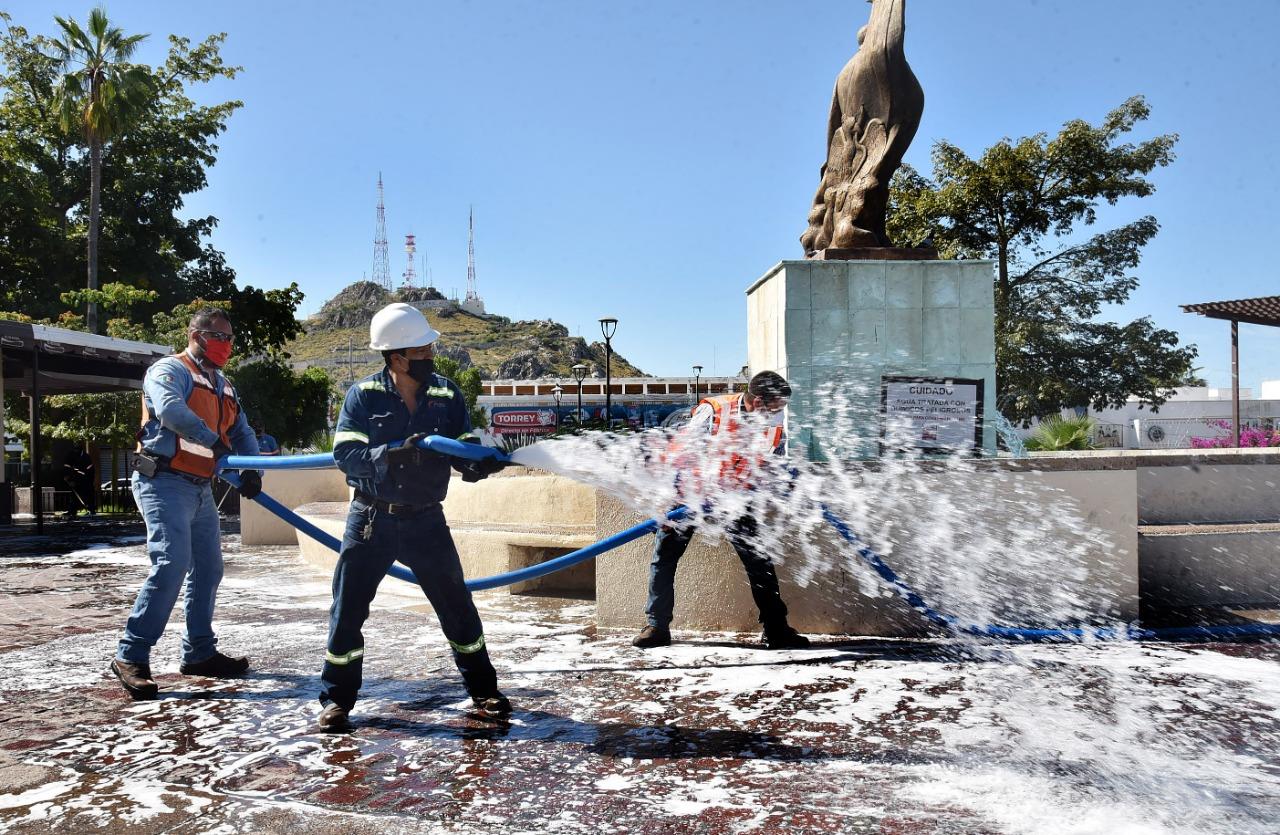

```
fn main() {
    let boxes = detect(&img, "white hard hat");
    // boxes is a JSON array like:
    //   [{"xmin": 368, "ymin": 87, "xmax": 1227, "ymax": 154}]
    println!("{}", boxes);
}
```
[{"xmin": 369, "ymin": 303, "xmax": 441, "ymax": 351}]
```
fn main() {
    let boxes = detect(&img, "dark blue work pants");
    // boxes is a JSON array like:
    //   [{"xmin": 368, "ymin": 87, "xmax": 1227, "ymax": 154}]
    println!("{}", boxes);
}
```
[
  {"xmin": 645, "ymin": 513, "xmax": 790, "ymax": 630},
  {"xmin": 319, "ymin": 499, "xmax": 498, "ymax": 709}
]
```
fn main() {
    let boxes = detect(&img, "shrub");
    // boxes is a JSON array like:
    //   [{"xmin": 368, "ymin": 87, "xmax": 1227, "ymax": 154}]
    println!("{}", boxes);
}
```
[
  {"xmin": 1190, "ymin": 420, "xmax": 1280, "ymax": 448},
  {"xmin": 1024, "ymin": 415, "xmax": 1097, "ymax": 452}
]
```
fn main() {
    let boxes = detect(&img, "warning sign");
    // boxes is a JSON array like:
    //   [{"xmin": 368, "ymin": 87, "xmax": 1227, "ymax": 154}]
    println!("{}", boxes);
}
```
[{"xmin": 881, "ymin": 376, "xmax": 984, "ymax": 455}]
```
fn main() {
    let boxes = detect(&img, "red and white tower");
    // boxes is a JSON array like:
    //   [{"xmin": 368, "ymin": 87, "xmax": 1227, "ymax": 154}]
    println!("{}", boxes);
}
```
[{"xmin": 402, "ymin": 234, "xmax": 417, "ymax": 288}]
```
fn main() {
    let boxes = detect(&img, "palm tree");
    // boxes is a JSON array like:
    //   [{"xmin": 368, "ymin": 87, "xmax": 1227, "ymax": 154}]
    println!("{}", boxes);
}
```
[
  {"xmin": 1023, "ymin": 414, "xmax": 1097, "ymax": 452},
  {"xmin": 51, "ymin": 7, "xmax": 153, "ymax": 334}
]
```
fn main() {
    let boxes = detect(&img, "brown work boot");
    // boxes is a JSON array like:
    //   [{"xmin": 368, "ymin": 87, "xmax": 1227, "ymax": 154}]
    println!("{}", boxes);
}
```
[
  {"xmin": 470, "ymin": 691, "xmax": 513, "ymax": 717},
  {"xmin": 179, "ymin": 651, "xmax": 250, "ymax": 678},
  {"xmin": 110, "ymin": 659, "xmax": 158, "ymax": 700},
  {"xmin": 318, "ymin": 703, "xmax": 353, "ymax": 734},
  {"xmin": 631, "ymin": 625, "xmax": 671, "ymax": 648}
]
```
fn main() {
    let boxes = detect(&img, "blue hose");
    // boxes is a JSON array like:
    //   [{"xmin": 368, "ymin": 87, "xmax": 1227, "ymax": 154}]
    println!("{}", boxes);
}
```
[
  {"xmin": 217, "ymin": 440, "xmax": 1279, "ymax": 643},
  {"xmin": 395, "ymin": 506, "xmax": 687, "ymax": 590},
  {"xmin": 222, "ymin": 470, "xmax": 342, "ymax": 552},
  {"xmin": 220, "ymin": 435, "xmax": 509, "ymax": 472},
  {"xmin": 821, "ymin": 504, "xmax": 1280, "ymax": 643},
  {"xmin": 222, "ymin": 466, "xmax": 684, "ymax": 591}
]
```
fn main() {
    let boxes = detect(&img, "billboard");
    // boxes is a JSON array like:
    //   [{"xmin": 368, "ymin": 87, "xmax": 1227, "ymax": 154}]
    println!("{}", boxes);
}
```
[
  {"xmin": 486, "ymin": 403, "xmax": 693, "ymax": 433},
  {"xmin": 489, "ymin": 408, "xmax": 559, "ymax": 435}
]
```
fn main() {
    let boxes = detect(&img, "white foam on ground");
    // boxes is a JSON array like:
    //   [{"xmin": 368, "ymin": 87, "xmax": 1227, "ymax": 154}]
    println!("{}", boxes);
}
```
[{"xmin": 3, "ymin": 444, "xmax": 1279, "ymax": 832}]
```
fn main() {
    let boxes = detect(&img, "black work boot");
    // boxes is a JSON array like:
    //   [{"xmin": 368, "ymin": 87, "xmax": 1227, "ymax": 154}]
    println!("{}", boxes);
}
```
[
  {"xmin": 110, "ymin": 659, "xmax": 158, "ymax": 700},
  {"xmin": 631, "ymin": 625, "xmax": 672, "ymax": 649},
  {"xmin": 179, "ymin": 651, "xmax": 250, "ymax": 678},
  {"xmin": 470, "ymin": 691, "xmax": 513, "ymax": 717},
  {"xmin": 761, "ymin": 624, "xmax": 811, "ymax": 650},
  {"xmin": 318, "ymin": 703, "xmax": 353, "ymax": 734}
]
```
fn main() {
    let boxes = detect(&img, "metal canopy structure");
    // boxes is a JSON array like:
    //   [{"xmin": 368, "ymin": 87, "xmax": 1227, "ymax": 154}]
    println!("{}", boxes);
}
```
[
  {"xmin": 0, "ymin": 319, "xmax": 171, "ymax": 532},
  {"xmin": 1180, "ymin": 294, "xmax": 1280, "ymax": 447}
]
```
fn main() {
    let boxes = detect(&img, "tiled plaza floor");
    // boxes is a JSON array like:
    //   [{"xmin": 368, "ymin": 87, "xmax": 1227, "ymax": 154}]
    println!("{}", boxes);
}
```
[{"xmin": 1, "ymin": 520, "xmax": 1278, "ymax": 834}]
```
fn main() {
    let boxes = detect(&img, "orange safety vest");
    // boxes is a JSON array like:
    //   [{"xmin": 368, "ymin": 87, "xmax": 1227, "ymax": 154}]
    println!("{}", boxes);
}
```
[
  {"xmin": 702, "ymin": 393, "xmax": 784, "ymax": 487},
  {"xmin": 138, "ymin": 352, "xmax": 241, "ymax": 479},
  {"xmin": 703, "ymin": 394, "xmax": 784, "ymax": 447},
  {"xmin": 662, "ymin": 394, "xmax": 784, "ymax": 494}
]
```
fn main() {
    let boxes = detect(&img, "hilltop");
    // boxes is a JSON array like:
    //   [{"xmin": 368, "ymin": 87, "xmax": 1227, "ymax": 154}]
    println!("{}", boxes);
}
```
[{"xmin": 286, "ymin": 282, "xmax": 646, "ymax": 381}]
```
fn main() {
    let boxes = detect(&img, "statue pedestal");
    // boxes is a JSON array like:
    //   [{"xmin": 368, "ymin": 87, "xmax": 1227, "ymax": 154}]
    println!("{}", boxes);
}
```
[
  {"xmin": 808, "ymin": 247, "xmax": 938, "ymax": 261},
  {"xmin": 746, "ymin": 258, "xmax": 998, "ymax": 459}
]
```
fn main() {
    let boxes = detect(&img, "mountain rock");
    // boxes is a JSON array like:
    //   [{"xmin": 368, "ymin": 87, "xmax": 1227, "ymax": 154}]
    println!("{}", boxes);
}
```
[{"xmin": 289, "ymin": 281, "xmax": 647, "ymax": 381}]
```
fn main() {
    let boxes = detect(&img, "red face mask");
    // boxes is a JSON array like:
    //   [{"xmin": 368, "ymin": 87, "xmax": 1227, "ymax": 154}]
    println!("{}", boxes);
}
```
[{"xmin": 199, "ymin": 336, "xmax": 233, "ymax": 368}]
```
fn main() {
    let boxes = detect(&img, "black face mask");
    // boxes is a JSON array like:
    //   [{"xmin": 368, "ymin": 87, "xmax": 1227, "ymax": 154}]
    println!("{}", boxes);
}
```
[{"xmin": 406, "ymin": 357, "xmax": 435, "ymax": 385}]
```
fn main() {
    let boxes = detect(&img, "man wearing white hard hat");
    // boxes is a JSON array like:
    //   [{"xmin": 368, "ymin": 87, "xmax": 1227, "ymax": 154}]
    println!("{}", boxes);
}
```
[{"xmin": 317, "ymin": 303, "xmax": 508, "ymax": 733}]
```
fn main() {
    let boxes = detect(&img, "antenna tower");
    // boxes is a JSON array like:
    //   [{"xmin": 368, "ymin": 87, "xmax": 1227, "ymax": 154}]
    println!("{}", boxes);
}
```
[
  {"xmin": 465, "ymin": 206, "xmax": 479, "ymax": 302},
  {"xmin": 402, "ymin": 234, "xmax": 417, "ymax": 287},
  {"xmin": 372, "ymin": 173, "xmax": 391, "ymax": 290}
]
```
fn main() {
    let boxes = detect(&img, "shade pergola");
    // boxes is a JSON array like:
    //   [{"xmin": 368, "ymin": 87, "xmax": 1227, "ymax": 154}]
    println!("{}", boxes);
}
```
[
  {"xmin": 1, "ymin": 319, "xmax": 171, "ymax": 532},
  {"xmin": 1180, "ymin": 295, "xmax": 1280, "ymax": 447}
]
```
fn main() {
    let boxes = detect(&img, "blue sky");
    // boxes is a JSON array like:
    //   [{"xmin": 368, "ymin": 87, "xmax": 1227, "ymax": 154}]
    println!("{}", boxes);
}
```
[{"xmin": 8, "ymin": 0, "xmax": 1279, "ymax": 387}]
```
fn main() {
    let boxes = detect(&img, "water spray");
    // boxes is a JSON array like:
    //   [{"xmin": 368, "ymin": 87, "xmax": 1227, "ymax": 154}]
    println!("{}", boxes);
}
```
[{"xmin": 218, "ymin": 433, "xmax": 1280, "ymax": 643}]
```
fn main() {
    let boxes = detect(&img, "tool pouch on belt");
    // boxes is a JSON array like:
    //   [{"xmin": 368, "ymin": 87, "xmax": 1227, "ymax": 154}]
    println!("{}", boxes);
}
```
[{"xmin": 131, "ymin": 452, "xmax": 160, "ymax": 478}]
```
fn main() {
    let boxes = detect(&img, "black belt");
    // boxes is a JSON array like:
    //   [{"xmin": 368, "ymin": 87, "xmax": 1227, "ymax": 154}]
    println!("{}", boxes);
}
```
[
  {"xmin": 353, "ymin": 492, "xmax": 439, "ymax": 516},
  {"xmin": 135, "ymin": 452, "xmax": 211, "ymax": 486}
]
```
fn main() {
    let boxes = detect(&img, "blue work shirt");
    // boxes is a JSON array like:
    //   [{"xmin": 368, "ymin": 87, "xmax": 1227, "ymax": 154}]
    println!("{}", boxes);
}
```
[
  {"xmin": 333, "ymin": 367, "xmax": 476, "ymax": 505},
  {"xmin": 137, "ymin": 350, "xmax": 259, "ymax": 462},
  {"xmin": 256, "ymin": 433, "xmax": 280, "ymax": 455}
]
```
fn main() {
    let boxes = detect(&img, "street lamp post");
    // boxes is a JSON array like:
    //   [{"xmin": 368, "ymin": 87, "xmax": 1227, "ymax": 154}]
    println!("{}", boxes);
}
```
[
  {"xmin": 599, "ymin": 317, "xmax": 617, "ymax": 426},
  {"xmin": 551, "ymin": 384, "xmax": 563, "ymax": 429},
  {"xmin": 571, "ymin": 363, "xmax": 587, "ymax": 427},
  {"xmin": 692, "ymin": 364, "xmax": 702, "ymax": 406}
]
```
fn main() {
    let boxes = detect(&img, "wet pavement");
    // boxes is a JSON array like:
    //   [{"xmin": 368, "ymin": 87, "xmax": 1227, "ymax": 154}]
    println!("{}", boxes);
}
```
[{"xmin": 1, "ymin": 521, "xmax": 1279, "ymax": 834}]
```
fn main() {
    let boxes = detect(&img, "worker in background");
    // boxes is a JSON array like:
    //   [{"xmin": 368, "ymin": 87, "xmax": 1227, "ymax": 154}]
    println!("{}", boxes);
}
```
[
  {"xmin": 253, "ymin": 422, "xmax": 281, "ymax": 456},
  {"xmin": 318, "ymin": 303, "xmax": 509, "ymax": 733},
  {"xmin": 633, "ymin": 371, "xmax": 811, "ymax": 651},
  {"xmin": 111, "ymin": 307, "xmax": 261, "ymax": 700},
  {"xmin": 62, "ymin": 444, "xmax": 97, "ymax": 517}
]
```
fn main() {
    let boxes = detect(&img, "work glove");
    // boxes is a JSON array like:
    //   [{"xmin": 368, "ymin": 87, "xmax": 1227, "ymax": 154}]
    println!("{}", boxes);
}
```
[
  {"xmin": 457, "ymin": 436, "xmax": 509, "ymax": 483},
  {"xmin": 459, "ymin": 457, "xmax": 507, "ymax": 483},
  {"xmin": 386, "ymin": 433, "xmax": 432, "ymax": 466},
  {"xmin": 211, "ymin": 439, "xmax": 233, "ymax": 461},
  {"xmin": 236, "ymin": 470, "xmax": 262, "ymax": 500}
]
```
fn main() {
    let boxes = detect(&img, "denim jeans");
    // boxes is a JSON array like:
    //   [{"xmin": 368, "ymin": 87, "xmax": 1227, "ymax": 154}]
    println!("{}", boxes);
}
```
[
  {"xmin": 645, "ymin": 512, "xmax": 789, "ymax": 630},
  {"xmin": 320, "ymin": 499, "xmax": 498, "ymax": 710},
  {"xmin": 116, "ymin": 471, "xmax": 223, "ymax": 665}
]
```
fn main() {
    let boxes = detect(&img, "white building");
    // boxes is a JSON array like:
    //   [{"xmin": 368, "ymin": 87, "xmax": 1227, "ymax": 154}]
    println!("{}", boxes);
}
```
[
  {"xmin": 1072, "ymin": 383, "xmax": 1280, "ymax": 449},
  {"xmin": 479, "ymin": 375, "xmax": 745, "ymax": 434}
]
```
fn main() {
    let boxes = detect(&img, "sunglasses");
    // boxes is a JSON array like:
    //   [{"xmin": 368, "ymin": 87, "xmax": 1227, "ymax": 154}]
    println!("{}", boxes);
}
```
[{"xmin": 194, "ymin": 329, "xmax": 234, "ymax": 342}]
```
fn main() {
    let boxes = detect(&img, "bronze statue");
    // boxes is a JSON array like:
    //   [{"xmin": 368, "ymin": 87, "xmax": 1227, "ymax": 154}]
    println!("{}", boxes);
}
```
[{"xmin": 801, "ymin": 0, "xmax": 924, "ymax": 256}]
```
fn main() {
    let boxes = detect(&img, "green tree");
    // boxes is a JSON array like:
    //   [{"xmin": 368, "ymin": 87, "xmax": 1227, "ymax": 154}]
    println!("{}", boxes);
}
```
[
  {"xmin": 434, "ymin": 355, "xmax": 486, "ymax": 428},
  {"xmin": 2, "ymin": 13, "xmax": 293, "ymax": 340},
  {"xmin": 60, "ymin": 280, "xmax": 157, "ymax": 336},
  {"xmin": 50, "ymin": 7, "xmax": 154, "ymax": 334},
  {"xmin": 139, "ymin": 291, "xmax": 304, "ymax": 357},
  {"xmin": 230, "ymin": 356, "xmax": 332, "ymax": 449},
  {"xmin": 888, "ymin": 96, "xmax": 1198, "ymax": 422}
]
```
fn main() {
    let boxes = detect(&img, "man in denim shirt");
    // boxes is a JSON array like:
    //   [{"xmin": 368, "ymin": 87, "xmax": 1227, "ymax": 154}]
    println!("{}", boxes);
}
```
[
  {"xmin": 318, "ymin": 303, "xmax": 507, "ymax": 733},
  {"xmin": 112, "ymin": 308, "xmax": 261, "ymax": 700}
]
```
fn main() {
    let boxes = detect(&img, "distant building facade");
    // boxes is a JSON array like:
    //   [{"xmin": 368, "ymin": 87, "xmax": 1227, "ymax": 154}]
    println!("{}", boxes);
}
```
[
  {"xmin": 479, "ymin": 376, "xmax": 746, "ymax": 435},
  {"xmin": 1018, "ymin": 381, "xmax": 1280, "ymax": 449}
]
